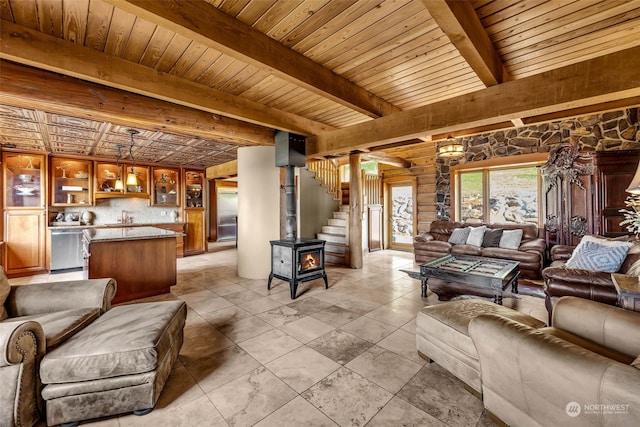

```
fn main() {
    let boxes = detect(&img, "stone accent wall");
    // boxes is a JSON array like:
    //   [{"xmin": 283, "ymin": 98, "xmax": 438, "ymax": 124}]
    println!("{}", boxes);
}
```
[{"xmin": 436, "ymin": 108, "xmax": 639, "ymax": 221}]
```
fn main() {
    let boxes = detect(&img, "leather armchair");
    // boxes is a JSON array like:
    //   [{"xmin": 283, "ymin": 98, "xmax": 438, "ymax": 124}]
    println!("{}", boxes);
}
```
[
  {"xmin": 469, "ymin": 297, "xmax": 640, "ymax": 427},
  {"xmin": 542, "ymin": 242, "xmax": 640, "ymax": 323},
  {"xmin": 1, "ymin": 272, "xmax": 116, "ymax": 426}
]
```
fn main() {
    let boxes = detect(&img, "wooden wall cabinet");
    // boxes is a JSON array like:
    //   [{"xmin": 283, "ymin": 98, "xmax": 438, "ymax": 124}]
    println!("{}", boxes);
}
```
[
  {"xmin": 593, "ymin": 150, "xmax": 640, "ymax": 237},
  {"xmin": 3, "ymin": 153, "xmax": 45, "ymax": 209},
  {"xmin": 94, "ymin": 161, "xmax": 149, "ymax": 200},
  {"xmin": 50, "ymin": 157, "xmax": 92, "ymax": 206},
  {"xmin": 541, "ymin": 144, "xmax": 640, "ymax": 249},
  {"xmin": 183, "ymin": 169, "xmax": 206, "ymax": 255},
  {"xmin": 2, "ymin": 153, "xmax": 47, "ymax": 276},
  {"xmin": 151, "ymin": 167, "xmax": 180, "ymax": 206},
  {"xmin": 4, "ymin": 210, "xmax": 46, "ymax": 276}
]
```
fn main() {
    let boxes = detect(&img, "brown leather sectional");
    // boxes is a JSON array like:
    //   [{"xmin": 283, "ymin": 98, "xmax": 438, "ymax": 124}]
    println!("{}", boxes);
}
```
[
  {"xmin": 413, "ymin": 220, "xmax": 546, "ymax": 280},
  {"xmin": 542, "ymin": 242, "xmax": 640, "ymax": 322}
]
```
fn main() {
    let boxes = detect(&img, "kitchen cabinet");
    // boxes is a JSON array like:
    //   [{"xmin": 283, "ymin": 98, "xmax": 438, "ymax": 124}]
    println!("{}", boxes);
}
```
[
  {"xmin": 154, "ymin": 223, "xmax": 186, "ymax": 257},
  {"xmin": 183, "ymin": 169, "xmax": 206, "ymax": 255},
  {"xmin": 94, "ymin": 161, "xmax": 149, "ymax": 200},
  {"xmin": 83, "ymin": 227, "xmax": 180, "ymax": 304},
  {"xmin": 2, "ymin": 152, "xmax": 47, "ymax": 276},
  {"xmin": 50, "ymin": 157, "xmax": 92, "ymax": 206},
  {"xmin": 3, "ymin": 210, "xmax": 46, "ymax": 276},
  {"xmin": 3, "ymin": 153, "xmax": 45, "ymax": 208},
  {"xmin": 151, "ymin": 167, "xmax": 180, "ymax": 206}
]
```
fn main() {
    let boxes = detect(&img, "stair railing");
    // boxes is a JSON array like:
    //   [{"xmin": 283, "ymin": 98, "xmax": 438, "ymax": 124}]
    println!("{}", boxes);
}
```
[{"xmin": 307, "ymin": 159, "xmax": 342, "ymax": 201}]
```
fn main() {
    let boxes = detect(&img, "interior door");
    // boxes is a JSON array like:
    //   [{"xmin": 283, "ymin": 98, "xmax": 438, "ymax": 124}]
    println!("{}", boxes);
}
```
[{"xmin": 387, "ymin": 181, "xmax": 416, "ymax": 250}]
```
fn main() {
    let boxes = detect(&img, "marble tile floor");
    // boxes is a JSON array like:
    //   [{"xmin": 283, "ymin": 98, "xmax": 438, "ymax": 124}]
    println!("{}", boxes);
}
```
[{"xmin": 15, "ymin": 243, "xmax": 548, "ymax": 427}]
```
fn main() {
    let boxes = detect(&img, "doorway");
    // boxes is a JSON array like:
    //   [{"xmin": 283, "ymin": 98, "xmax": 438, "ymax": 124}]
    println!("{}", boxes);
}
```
[{"xmin": 385, "ymin": 178, "xmax": 417, "ymax": 250}]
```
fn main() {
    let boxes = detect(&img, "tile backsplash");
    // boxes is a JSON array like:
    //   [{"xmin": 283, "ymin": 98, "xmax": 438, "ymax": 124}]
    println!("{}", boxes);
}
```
[{"xmin": 49, "ymin": 197, "xmax": 181, "ymax": 225}]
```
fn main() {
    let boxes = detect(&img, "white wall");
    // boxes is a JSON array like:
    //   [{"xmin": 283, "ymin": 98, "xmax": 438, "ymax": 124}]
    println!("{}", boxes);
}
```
[
  {"xmin": 298, "ymin": 168, "xmax": 339, "ymax": 239},
  {"xmin": 237, "ymin": 146, "xmax": 280, "ymax": 279}
]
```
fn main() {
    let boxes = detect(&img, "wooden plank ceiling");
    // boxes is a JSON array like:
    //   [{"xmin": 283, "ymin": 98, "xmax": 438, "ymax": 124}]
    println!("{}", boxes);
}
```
[{"xmin": 0, "ymin": 0, "xmax": 639, "ymax": 169}]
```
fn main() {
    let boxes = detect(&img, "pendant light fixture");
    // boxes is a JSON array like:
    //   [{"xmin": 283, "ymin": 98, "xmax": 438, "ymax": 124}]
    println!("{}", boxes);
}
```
[
  {"xmin": 126, "ymin": 129, "xmax": 139, "ymax": 186},
  {"xmin": 114, "ymin": 145, "xmax": 124, "ymax": 191},
  {"xmin": 438, "ymin": 137, "xmax": 464, "ymax": 158}
]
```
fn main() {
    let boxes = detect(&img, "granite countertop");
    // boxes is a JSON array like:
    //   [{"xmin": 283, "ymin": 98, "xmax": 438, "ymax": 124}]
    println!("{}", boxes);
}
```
[
  {"xmin": 83, "ymin": 226, "xmax": 184, "ymax": 243},
  {"xmin": 48, "ymin": 222, "xmax": 185, "ymax": 230}
]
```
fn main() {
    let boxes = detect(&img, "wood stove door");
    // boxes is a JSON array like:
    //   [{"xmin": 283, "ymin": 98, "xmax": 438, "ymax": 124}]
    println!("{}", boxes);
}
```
[{"xmin": 272, "ymin": 244, "xmax": 292, "ymax": 278}]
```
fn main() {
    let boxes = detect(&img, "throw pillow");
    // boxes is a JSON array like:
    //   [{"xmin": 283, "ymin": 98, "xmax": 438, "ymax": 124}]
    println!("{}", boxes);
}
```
[
  {"xmin": 0, "ymin": 267, "xmax": 10, "ymax": 321},
  {"xmin": 448, "ymin": 228, "xmax": 470, "ymax": 245},
  {"xmin": 565, "ymin": 241, "xmax": 631, "ymax": 273},
  {"xmin": 482, "ymin": 228, "xmax": 503, "ymax": 247},
  {"xmin": 626, "ymin": 259, "xmax": 640, "ymax": 276},
  {"xmin": 466, "ymin": 226, "xmax": 487, "ymax": 247},
  {"xmin": 499, "ymin": 229, "xmax": 523, "ymax": 249}
]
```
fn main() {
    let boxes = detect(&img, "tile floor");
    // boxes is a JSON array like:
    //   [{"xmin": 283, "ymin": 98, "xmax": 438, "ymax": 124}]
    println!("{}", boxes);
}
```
[{"xmin": 15, "ymin": 243, "xmax": 548, "ymax": 427}]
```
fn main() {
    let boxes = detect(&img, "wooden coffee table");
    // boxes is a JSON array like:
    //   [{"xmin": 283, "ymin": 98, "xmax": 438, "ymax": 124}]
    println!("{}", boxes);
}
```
[{"xmin": 420, "ymin": 254, "xmax": 520, "ymax": 304}]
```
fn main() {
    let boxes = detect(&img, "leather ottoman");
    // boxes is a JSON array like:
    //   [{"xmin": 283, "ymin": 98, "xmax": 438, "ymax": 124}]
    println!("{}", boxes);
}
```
[
  {"xmin": 40, "ymin": 300, "xmax": 186, "ymax": 426},
  {"xmin": 416, "ymin": 299, "xmax": 545, "ymax": 395}
]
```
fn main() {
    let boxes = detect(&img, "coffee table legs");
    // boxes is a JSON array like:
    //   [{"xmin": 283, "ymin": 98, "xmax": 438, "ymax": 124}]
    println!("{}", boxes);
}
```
[{"xmin": 421, "ymin": 277, "xmax": 429, "ymax": 298}]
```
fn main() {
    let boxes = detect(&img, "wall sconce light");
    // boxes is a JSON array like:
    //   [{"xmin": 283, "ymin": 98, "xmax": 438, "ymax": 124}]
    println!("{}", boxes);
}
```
[
  {"xmin": 126, "ymin": 129, "xmax": 139, "ymax": 186},
  {"xmin": 438, "ymin": 138, "xmax": 464, "ymax": 158},
  {"xmin": 114, "ymin": 145, "xmax": 124, "ymax": 191}
]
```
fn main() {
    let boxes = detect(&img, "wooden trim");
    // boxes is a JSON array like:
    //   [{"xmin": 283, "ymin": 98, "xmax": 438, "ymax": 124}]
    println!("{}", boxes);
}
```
[
  {"xmin": 450, "ymin": 153, "xmax": 549, "ymax": 172},
  {"xmin": 450, "ymin": 153, "xmax": 548, "ymax": 224}
]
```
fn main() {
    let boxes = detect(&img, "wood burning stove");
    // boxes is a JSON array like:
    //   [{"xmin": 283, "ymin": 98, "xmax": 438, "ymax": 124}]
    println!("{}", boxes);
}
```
[
  {"xmin": 268, "ymin": 238, "xmax": 328, "ymax": 299},
  {"xmin": 269, "ymin": 131, "xmax": 329, "ymax": 299}
]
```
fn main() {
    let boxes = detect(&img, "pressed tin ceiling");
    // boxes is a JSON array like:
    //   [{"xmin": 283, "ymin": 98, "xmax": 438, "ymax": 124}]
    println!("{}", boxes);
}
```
[{"xmin": 0, "ymin": 0, "xmax": 639, "ymax": 168}]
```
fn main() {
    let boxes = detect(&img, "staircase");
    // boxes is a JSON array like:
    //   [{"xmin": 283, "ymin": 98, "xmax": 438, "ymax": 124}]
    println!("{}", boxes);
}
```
[
  {"xmin": 307, "ymin": 160, "xmax": 350, "ymax": 266},
  {"xmin": 317, "ymin": 205, "xmax": 350, "ymax": 265}
]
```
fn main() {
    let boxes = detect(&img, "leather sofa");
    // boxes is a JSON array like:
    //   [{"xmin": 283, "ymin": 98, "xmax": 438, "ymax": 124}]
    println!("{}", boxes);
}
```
[
  {"xmin": 0, "ymin": 269, "xmax": 116, "ymax": 427},
  {"xmin": 469, "ymin": 296, "xmax": 640, "ymax": 427},
  {"xmin": 413, "ymin": 220, "xmax": 546, "ymax": 279},
  {"xmin": 542, "ymin": 240, "xmax": 640, "ymax": 322}
]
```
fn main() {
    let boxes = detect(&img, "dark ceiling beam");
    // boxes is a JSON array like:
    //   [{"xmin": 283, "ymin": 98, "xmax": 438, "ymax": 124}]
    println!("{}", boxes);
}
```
[
  {"xmin": 105, "ymin": 0, "xmax": 401, "ymax": 119},
  {"xmin": 306, "ymin": 45, "xmax": 640, "ymax": 157},
  {"xmin": 0, "ymin": 21, "xmax": 331, "ymax": 136}
]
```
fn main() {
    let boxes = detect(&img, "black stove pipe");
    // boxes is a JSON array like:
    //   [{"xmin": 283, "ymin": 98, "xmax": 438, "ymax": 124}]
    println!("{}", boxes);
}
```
[
  {"xmin": 275, "ymin": 131, "xmax": 306, "ymax": 240},
  {"xmin": 284, "ymin": 165, "xmax": 296, "ymax": 239}
]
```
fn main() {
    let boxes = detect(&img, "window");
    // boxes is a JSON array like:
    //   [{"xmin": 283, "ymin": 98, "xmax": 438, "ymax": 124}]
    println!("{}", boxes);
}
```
[
  {"xmin": 453, "ymin": 156, "xmax": 545, "ymax": 225},
  {"xmin": 341, "ymin": 161, "xmax": 378, "ymax": 182}
]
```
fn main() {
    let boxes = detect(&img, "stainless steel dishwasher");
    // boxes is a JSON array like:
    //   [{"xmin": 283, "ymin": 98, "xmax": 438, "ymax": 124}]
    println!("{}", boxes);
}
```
[{"xmin": 50, "ymin": 228, "xmax": 84, "ymax": 272}]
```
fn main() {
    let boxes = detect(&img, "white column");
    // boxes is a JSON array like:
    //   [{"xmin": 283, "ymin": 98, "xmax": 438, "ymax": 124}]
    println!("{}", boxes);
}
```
[{"xmin": 237, "ymin": 146, "xmax": 280, "ymax": 279}]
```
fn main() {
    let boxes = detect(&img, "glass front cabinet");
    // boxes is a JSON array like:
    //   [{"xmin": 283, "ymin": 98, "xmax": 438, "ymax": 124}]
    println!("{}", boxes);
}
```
[
  {"xmin": 50, "ymin": 157, "xmax": 92, "ymax": 206},
  {"xmin": 152, "ymin": 167, "xmax": 180, "ymax": 206},
  {"xmin": 3, "ymin": 153, "xmax": 46, "ymax": 208},
  {"xmin": 94, "ymin": 162, "xmax": 149, "ymax": 200},
  {"xmin": 184, "ymin": 170, "xmax": 204, "ymax": 208}
]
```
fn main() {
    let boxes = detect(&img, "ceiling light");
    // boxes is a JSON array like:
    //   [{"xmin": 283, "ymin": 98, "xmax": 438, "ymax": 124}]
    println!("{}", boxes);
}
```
[
  {"xmin": 126, "ymin": 129, "xmax": 139, "ymax": 186},
  {"xmin": 438, "ymin": 138, "xmax": 464, "ymax": 158}
]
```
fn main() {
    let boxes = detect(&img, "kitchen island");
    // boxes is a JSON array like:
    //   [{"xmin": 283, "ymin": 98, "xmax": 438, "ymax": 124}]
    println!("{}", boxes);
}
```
[{"xmin": 83, "ymin": 226, "xmax": 183, "ymax": 304}]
